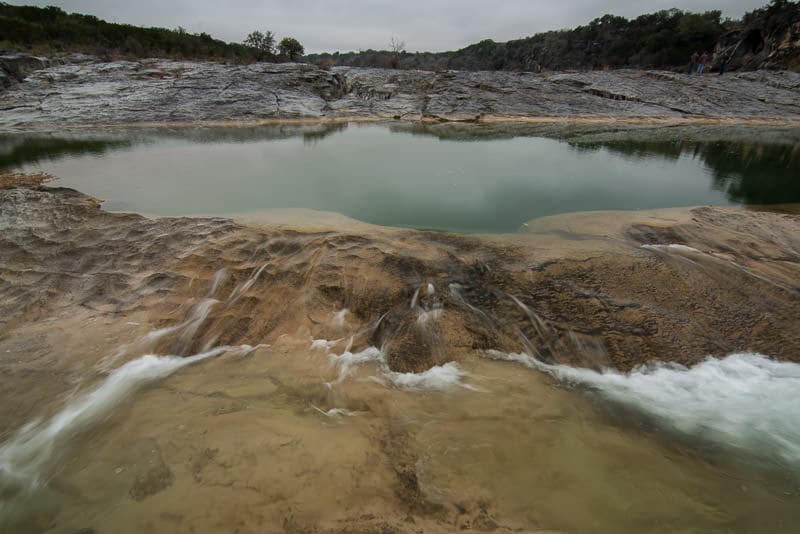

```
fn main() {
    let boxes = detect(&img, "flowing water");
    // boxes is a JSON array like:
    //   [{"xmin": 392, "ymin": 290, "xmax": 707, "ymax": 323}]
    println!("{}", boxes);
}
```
[
  {"xmin": 1, "ymin": 123, "xmax": 800, "ymax": 532},
  {"xmin": 1, "ymin": 272, "xmax": 798, "ymax": 533}
]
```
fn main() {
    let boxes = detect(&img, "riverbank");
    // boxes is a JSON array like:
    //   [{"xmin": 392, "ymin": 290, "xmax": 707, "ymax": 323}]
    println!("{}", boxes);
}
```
[
  {"xmin": 1, "ymin": 54, "xmax": 799, "ymax": 130},
  {"xmin": 2, "ymin": 174, "xmax": 798, "ymax": 373}
]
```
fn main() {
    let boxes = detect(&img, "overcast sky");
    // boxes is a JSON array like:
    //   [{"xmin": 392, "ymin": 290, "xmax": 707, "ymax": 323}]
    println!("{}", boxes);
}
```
[{"xmin": 10, "ymin": 1, "xmax": 769, "ymax": 53}]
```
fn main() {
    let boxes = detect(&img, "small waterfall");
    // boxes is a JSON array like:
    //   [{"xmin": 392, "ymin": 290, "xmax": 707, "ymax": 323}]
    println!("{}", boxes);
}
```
[
  {"xmin": 448, "ymin": 283, "xmax": 492, "ymax": 322},
  {"xmin": 225, "ymin": 263, "xmax": 268, "ymax": 307},
  {"xmin": 409, "ymin": 287, "xmax": 420, "ymax": 309},
  {"xmin": 488, "ymin": 350, "xmax": 800, "ymax": 470},
  {"xmin": 412, "ymin": 281, "xmax": 443, "ymax": 326},
  {"xmin": 323, "ymin": 344, "xmax": 475, "ymax": 392},
  {"xmin": 0, "ymin": 267, "xmax": 274, "ymax": 519},
  {"xmin": 641, "ymin": 242, "xmax": 798, "ymax": 293},
  {"xmin": 509, "ymin": 294, "xmax": 549, "ymax": 339},
  {"xmin": 172, "ymin": 298, "xmax": 220, "ymax": 354},
  {"xmin": 0, "ymin": 345, "xmax": 258, "ymax": 512},
  {"xmin": 206, "ymin": 267, "xmax": 228, "ymax": 298},
  {"xmin": 333, "ymin": 308, "xmax": 349, "ymax": 326}
]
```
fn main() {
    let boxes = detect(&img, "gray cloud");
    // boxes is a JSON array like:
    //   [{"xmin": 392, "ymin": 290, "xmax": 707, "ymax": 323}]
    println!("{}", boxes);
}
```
[{"xmin": 9, "ymin": 0, "xmax": 768, "ymax": 53}]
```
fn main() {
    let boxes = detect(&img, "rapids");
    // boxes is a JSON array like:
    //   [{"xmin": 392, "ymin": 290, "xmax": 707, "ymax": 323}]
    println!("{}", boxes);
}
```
[{"xmin": 491, "ymin": 350, "xmax": 800, "ymax": 471}]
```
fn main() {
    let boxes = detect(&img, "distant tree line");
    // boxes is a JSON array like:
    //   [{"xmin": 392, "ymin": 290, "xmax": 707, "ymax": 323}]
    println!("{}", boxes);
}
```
[
  {"xmin": 308, "ymin": 0, "xmax": 799, "ymax": 72},
  {"xmin": 0, "ymin": 3, "xmax": 304, "ymax": 63},
  {"xmin": 243, "ymin": 31, "xmax": 304, "ymax": 61}
]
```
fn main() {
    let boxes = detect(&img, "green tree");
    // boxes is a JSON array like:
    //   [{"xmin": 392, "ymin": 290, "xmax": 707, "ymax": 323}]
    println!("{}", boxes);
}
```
[
  {"xmin": 244, "ymin": 30, "xmax": 275, "ymax": 60},
  {"xmin": 277, "ymin": 36, "xmax": 304, "ymax": 61}
]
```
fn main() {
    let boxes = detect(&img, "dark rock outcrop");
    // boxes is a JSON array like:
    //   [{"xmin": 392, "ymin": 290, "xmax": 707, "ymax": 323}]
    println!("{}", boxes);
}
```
[
  {"xmin": 713, "ymin": 2, "xmax": 800, "ymax": 71},
  {"xmin": 0, "ymin": 52, "xmax": 50, "ymax": 89}
]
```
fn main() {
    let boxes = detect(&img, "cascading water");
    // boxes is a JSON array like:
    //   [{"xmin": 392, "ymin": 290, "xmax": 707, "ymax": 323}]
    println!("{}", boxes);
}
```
[
  {"xmin": 1, "ymin": 349, "xmax": 233, "ymax": 499},
  {"xmin": 1, "ymin": 262, "xmax": 798, "ymax": 532},
  {"xmin": 486, "ymin": 349, "xmax": 800, "ymax": 470},
  {"xmin": 0, "ymin": 266, "xmax": 272, "ymax": 523}
]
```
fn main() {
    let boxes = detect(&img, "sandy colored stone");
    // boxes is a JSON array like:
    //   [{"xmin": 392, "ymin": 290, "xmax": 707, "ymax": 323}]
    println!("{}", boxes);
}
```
[{"xmin": 1, "ymin": 182, "xmax": 798, "ymax": 373}]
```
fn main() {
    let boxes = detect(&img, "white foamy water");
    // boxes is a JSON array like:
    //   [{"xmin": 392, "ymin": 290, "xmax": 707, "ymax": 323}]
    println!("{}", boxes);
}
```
[
  {"xmin": 327, "ymin": 347, "xmax": 474, "ymax": 392},
  {"xmin": 333, "ymin": 309, "xmax": 349, "ymax": 326},
  {"xmin": 0, "ymin": 346, "xmax": 243, "ymax": 506},
  {"xmin": 311, "ymin": 338, "xmax": 342, "ymax": 351},
  {"xmin": 489, "ymin": 350, "xmax": 800, "ymax": 468},
  {"xmin": 641, "ymin": 243, "xmax": 704, "ymax": 255},
  {"xmin": 328, "ymin": 347, "xmax": 385, "ymax": 383},
  {"xmin": 383, "ymin": 362, "xmax": 480, "ymax": 392},
  {"xmin": 311, "ymin": 405, "xmax": 362, "ymax": 418}
]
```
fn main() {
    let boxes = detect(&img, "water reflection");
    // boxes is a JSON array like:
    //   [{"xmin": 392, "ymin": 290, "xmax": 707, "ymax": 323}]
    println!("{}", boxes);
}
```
[
  {"xmin": 574, "ymin": 139, "xmax": 800, "ymax": 205},
  {"xmin": 302, "ymin": 122, "xmax": 349, "ymax": 146},
  {"xmin": 2, "ymin": 124, "xmax": 798, "ymax": 232},
  {"xmin": 0, "ymin": 136, "xmax": 130, "ymax": 169}
]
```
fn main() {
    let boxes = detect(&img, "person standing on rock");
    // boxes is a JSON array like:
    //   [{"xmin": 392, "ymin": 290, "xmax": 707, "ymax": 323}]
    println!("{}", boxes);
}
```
[
  {"xmin": 697, "ymin": 51, "xmax": 709, "ymax": 75},
  {"xmin": 688, "ymin": 51, "xmax": 699, "ymax": 75}
]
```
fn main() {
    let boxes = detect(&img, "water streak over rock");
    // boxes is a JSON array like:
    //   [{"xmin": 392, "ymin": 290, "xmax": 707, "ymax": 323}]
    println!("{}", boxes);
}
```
[{"xmin": 1, "ymin": 180, "xmax": 798, "ymax": 375}]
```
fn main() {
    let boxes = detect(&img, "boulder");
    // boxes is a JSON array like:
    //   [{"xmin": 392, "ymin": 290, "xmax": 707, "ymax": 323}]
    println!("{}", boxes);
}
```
[{"xmin": 0, "ymin": 53, "xmax": 49, "ymax": 87}]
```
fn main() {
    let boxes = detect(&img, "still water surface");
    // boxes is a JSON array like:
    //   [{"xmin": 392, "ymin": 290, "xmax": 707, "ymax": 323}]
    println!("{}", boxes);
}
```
[{"xmin": 3, "ymin": 123, "xmax": 798, "ymax": 232}]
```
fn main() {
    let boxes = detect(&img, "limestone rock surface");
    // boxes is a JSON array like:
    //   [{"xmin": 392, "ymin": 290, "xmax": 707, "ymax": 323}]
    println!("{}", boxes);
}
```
[{"xmin": 1, "ymin": 56, "xmax": 799, "ymax": 129}]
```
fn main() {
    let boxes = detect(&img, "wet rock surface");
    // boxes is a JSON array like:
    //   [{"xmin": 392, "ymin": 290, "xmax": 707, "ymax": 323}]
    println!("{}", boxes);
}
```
[
  {"xmin": 2, "ymin": 176, "xmax": 800, "ymax": 533},
  {"xmin": 1, "ymin": 56, "xmax": 799, "ymax": 129},
  {"xmin": 1, "ymin": 179, "xmax": 798, "ymax": 373}
]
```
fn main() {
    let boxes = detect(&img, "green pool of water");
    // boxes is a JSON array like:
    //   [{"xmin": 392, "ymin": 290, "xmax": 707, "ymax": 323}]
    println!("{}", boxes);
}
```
[{"xmin": 2, "ymin": 123, "xmax": 798, "ymax": 233}]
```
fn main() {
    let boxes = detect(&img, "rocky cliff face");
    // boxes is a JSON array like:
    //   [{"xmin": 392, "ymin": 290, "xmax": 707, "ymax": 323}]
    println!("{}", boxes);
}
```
[
  {"xmin": 1, "ymin": 56, "xmax": 799, "ymax": 128},
  {"xmin": 714, "ymin": 2, "xmax": 800, "ymax": 71}
]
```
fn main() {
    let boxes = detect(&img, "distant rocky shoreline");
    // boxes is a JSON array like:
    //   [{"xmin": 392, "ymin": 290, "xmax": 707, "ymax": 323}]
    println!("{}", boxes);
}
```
[{"xmin": 1, "ymin": 53, "xmax": 799, "ymax": 130}]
